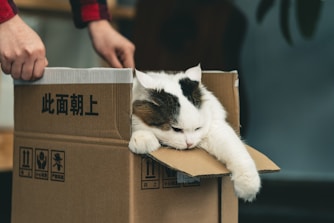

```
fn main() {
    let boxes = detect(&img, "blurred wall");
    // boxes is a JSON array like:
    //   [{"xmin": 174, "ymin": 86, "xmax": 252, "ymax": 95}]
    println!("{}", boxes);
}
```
[{"xmin": 234, "ymin": 0, "xmax": 334, "ymax": 181}]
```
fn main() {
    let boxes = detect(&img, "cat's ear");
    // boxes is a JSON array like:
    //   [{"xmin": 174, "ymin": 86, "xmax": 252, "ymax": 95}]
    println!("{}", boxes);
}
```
[
  {"xmin": 135, "ymin": 70, "xmax": 155, "ymax": 89},
  {"xmin": 185, "ymin": 64, "xmax": 202, "ymax": 82}
]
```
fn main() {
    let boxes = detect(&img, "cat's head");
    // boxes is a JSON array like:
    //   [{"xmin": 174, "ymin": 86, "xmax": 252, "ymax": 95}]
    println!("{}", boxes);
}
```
[{"xmin": 133, "ymin": 64, "xmax": 209, "ymax": 150}]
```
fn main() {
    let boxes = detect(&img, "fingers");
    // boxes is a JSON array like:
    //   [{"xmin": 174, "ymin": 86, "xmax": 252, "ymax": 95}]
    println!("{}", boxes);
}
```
[
  {"xmin": 22, "ymin": 57, "xmax": 47, "ymax": 80},
  {"xmin": 10, "ymin": 59, "xmax": 24, "ymax": 79},
  {"xmin": 33, "ymin": 57, "xmax": 48, "ymax": 80},
  {"xmin": 122, "ymin": 52, "xmax": 135, "ymax": 69},
  {"xmin": 106, "ymin": 50, "xmax": 134, "ymax": 69},
  {"xmin": 0, "ymin": 61, "xmax": 12, "ymax": 76},
  {"xmin": 87, "ymin": 20, "xmax": 136, "ymax": 68},
  {"xmin": 108, "ymin": 53, "xmax": 123, "ymax": 68},
  {"xmin": 107, "ymin": 45, "xmax": 135, "ymax": 69},
  {"xmin": 0, "ymin": 15, "xmax": 47, "ymax": 80},
  {"xmin": 119, "ymin": 46, "xmax": 135, "ymax": 68},
  {"xmin": 1, "ymin": 56, "xmax": 47, "ymax": 80}
]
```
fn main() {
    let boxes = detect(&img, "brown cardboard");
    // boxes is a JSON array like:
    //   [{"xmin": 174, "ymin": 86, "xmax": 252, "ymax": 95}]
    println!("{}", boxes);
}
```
[
  {"xmin": 149, "ymin": 145, "xmax": 279, "ymax": 177},
  {"xmin": 12, "ymin": 68, "xmax": 279, "ymax": 223}
]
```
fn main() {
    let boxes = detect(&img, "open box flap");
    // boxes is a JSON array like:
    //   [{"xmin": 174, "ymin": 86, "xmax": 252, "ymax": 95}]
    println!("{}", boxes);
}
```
[{"xmin": 149, "ymin": 145, "xmax": 280, "ymax": 177}]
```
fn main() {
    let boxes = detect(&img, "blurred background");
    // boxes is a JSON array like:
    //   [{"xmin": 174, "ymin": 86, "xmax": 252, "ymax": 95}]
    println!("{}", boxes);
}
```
[{"xmin": 1, "ymin": 0, "xmax": 334, "ymax": 222}]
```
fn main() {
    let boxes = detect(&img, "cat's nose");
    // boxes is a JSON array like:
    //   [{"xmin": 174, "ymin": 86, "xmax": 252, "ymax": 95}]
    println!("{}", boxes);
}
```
[{"xmin": 186, "ymin": 143, "xmax": 193, "ymax": 148}]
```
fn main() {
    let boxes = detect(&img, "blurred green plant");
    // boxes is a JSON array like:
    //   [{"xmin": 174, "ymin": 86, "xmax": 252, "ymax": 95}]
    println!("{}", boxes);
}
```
[{"xmin": 256, "ymin": 0, "xmax": 323, "ymax": 45}]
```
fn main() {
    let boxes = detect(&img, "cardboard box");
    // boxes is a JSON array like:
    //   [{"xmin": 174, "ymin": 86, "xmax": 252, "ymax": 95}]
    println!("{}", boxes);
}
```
[{"xmin": 12, "ymin": 68, "xmax": 279, "ymax": 223}]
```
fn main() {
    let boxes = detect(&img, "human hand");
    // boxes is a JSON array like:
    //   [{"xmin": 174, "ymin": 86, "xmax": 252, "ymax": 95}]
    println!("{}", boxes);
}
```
[
  {"xmin": 0, "ymin": 15, "xmax": 48, "ymax": 80},
  {"xmin": 88, "ymin": 20, "xmax": 135, "ymax": 68}
]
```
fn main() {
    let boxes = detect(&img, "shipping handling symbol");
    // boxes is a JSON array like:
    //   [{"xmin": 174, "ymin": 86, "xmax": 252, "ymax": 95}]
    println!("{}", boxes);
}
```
[
  {"xmin": 37, "ymin": 151, "xmax": 47, "ymax": 169},
  {"xmin": 53, "ymin": 153, "xmax": 63, "ymax": 171}
]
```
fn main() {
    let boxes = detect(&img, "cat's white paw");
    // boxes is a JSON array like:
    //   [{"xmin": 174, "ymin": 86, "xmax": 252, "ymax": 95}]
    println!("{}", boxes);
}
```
[
  {"xmin": 232, "ymin": 169, "xmax": 261, "ymax": 202},
  {"xmin": 129, "ymin": 130, "xmax": 161, "ymax": 154}
]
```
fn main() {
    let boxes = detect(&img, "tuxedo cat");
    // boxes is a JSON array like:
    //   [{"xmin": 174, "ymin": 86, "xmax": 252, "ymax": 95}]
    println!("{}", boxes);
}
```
[{"xmin": 129, "ymin": 65, "xmax": 260, "ymax": 201}]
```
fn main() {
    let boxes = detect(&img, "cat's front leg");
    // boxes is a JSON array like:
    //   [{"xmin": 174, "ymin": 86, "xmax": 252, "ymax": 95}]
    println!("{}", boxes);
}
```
[
  {"xmin": 202, "ymin": 124, "xmax": 261, "ymax": 202},
  {"xmin": 231, "ymin": 164, "xmax": 261, "ymax": 202},
  {"xmin": 129, "ymin": 130, "xmax": 161, "ymax": 154}
]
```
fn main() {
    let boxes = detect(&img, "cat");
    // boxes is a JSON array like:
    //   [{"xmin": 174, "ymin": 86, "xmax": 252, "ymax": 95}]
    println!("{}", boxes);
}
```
[{"xmin": 128, "ymin": 64, "xmax": 261, "ymax": 202}]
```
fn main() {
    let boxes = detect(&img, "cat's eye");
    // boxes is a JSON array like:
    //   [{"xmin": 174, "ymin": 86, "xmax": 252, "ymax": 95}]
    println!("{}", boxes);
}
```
[
  {"xmin": 172, "ymin": 127, "xmax": 183, "ymax": 133},
  {"xmin": 195, "ymin": 127, "xmax": 201, "ymax": 131}
]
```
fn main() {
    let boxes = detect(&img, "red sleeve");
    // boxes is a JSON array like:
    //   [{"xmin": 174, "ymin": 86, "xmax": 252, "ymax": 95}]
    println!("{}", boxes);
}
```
[
  {"xmin": 69, "ymin": 0, "xmax": 111, "ymax": 28},
  {"xmin": 0, "ymin": 0, "xmax": 18, "ymax": 23}
]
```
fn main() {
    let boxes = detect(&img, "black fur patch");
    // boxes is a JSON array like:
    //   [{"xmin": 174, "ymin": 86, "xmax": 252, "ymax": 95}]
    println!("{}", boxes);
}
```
[
  {"xmin": 133, "ymin": 89, "xmax": 180, "ymax": 130},
  {"xmin": 179, "ymin": 78, "xmax": 202, "ymax": 108}
]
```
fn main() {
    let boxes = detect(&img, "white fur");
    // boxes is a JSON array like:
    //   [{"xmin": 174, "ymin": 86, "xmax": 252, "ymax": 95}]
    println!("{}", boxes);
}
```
[{"xmin": 129, "ymin": 65, "xmax": 261, "ymax": 202}]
